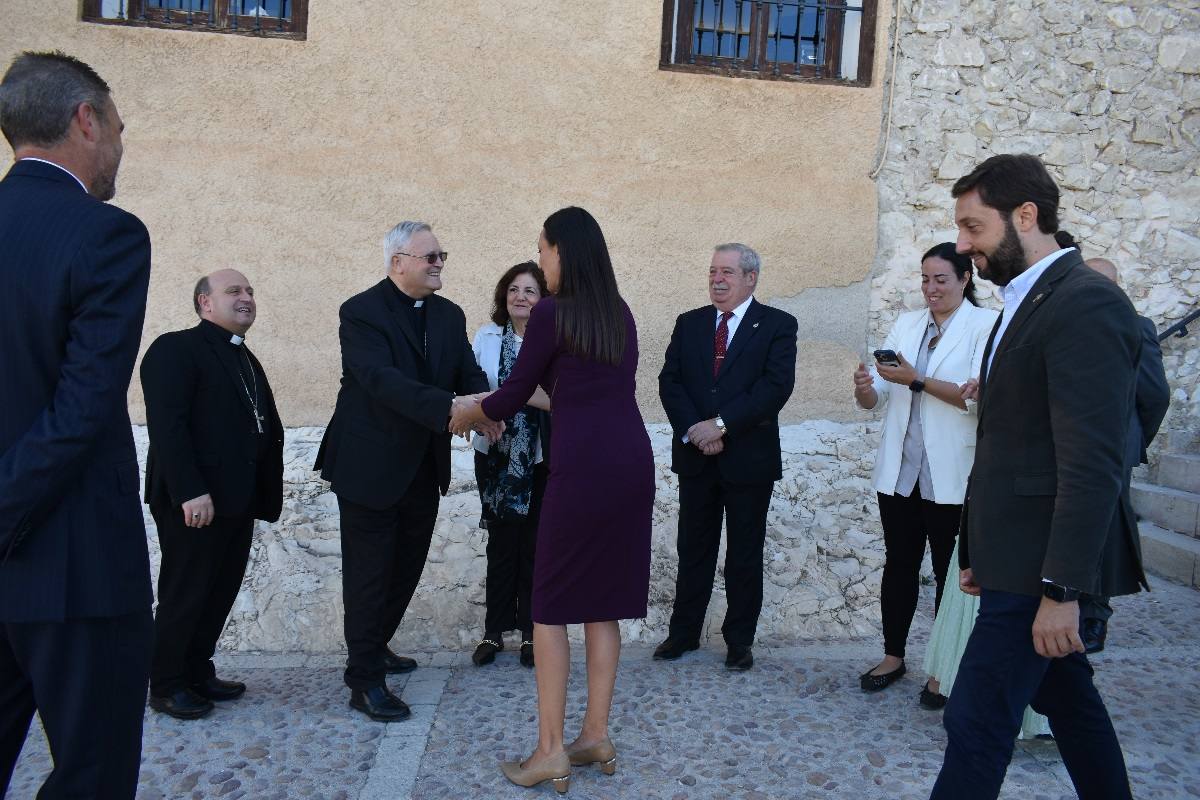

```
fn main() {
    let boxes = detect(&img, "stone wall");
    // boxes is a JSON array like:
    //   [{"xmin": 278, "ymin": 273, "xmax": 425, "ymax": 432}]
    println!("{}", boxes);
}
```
[
  {"xmin": 868, "ymin": 0, "xmax": 1200, "ymax": 448},
  {"xmin": 133, "ymin": 424, "xmax": 887, "ymax": 653}
]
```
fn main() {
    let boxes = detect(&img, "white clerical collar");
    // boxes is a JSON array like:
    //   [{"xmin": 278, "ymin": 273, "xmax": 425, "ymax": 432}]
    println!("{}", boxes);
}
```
[
  {"xmin": 230, "ymin": 333, "xmax": 244, "ymax": 346},
  {"xmin": 414, "ymin": 300, "xmax": 425, "ymax": 308},
  {"xmin": 19, "ymin": 157, "xmax": 89, "ymax": 193}
]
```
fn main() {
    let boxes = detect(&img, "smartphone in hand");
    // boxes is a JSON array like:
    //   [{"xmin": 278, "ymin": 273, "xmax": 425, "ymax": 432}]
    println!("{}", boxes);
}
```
[{"xmin": 873, "ymin": 349, "xmax": 900, "ymax": 367}]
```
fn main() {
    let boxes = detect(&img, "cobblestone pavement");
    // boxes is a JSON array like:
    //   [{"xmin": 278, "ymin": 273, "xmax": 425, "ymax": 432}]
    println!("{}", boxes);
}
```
[{"xmin": 10, "ymin": 580, "xmax": 1199, "ymax": 799}]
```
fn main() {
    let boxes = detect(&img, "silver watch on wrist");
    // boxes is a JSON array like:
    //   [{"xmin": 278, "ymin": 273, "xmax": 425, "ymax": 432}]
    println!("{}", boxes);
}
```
[{"xmin": 715, "ymin": 415, "xmax": 727, "ymax": 435}]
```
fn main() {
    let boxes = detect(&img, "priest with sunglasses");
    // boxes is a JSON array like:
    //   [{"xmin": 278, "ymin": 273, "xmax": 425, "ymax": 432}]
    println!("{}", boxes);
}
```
[{"xmin": 315, "ymin": 221, "xmax": 499, "ymax": 722}]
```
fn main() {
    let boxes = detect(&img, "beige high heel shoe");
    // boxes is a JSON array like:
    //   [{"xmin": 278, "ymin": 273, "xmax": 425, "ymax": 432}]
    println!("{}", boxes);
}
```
[
  {"xmin": 499, "ymin": 752, "xmax": 571, "ymax": 794},
  {"xmin": 566, "ymin": 737, "xmax": 617, "ymax": 775}
]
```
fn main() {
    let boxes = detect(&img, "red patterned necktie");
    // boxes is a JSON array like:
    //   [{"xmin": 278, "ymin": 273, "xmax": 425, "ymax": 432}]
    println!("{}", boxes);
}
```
[{"xmin": 714, "ymin": 310, "xmax": 732, "ymax": 378}]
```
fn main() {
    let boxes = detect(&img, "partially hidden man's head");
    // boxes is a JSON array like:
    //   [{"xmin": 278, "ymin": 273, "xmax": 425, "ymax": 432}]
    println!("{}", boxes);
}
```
[
  {"xmin": 0, "ymin": 51, "xmax": 124, "ymax": 201},
  {"xmin": 384, "ymin": 221, "xmax": 445, "ymax": 299},
  {"xmin": 1085, "ymin": 257, "xmax": 1119, "ymax": 283},
  {"xmin": 194, "ymin": 269, "xmax": 257, "ymax": 336},
  {"xmin": 951, "ymin": 154, "xmax": 1061, "ymax": 287},
  {"xmin": 709, "ymin": 243, "xmax": 760, "ymax": 312}
]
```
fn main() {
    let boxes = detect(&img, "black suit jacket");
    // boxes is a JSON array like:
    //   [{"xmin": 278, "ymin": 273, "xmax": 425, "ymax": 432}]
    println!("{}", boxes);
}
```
[
  {"xmin": 962, "ymin": 250, "xmax": 1147, "ymax": 597},
  {"xmin": 315, "ymin": 280, "xmax": 489, "ymax": 509},
  {"xmin": 659, "ymin": 299, "xmax": 798, "ymax": 484},
  {"xmin": 0, "ymin": 160, "xmax": 153, "ymax": 622},
  {"xmin": 141, "ymin": 321, "xmax": 284, "ymax": 521},
  {"xmin": 1128, "ymin": 316, "xmax": 1169, "ymax": 469}
]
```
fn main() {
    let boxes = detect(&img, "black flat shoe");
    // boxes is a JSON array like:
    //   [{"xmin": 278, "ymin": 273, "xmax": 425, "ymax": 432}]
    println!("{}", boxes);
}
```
[
  {"xmin": 472, "ymin": 638, "xmax": 502, "ymax": 666},
  {"xmin": 860, "ymin": 661, "xmax": 906, "ymax": 692},
  {"xmin": 653, "ymin": 637, "xmax": 700, "ymax": 661},
  {"xmin": 919, "ymin": 681, "xmax": 947, "ymax": 710},
  {"xmin": 192, "ymin": 676, "xmax": 246, "ymax": 701},
  {"xmin": 382, "ymin": 648, "xmax": 418, "ymax": 674},
  {"xmin": 519, "ymin": 640, "xmax": 535, "ymax": 668},
  {"xmin": 349, "ymin": 685, "xmax": 411, "ymax": 722},
  {"xmin": 149, "ymin": 688, "xmax": 214, "ymax": 720},
  {"xmin": 725, "ymin": 646, "xmax": 754, "ymax": 671}
]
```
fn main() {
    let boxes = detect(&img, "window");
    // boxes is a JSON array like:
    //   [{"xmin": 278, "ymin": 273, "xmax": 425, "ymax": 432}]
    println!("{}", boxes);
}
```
[
  {"xmin": 82, "ymin": 0, "xmax": 308, "ymax": 39},
  {"xmin": 660, "ymin": 0, "xmax": 877, "ymax": 85}
]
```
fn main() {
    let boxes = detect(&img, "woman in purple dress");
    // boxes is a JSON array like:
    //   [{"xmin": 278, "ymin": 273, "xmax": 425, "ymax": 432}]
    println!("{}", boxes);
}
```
[{"xmin": 451, "ymin": 207, "xmax": 654, "ymax": 794}]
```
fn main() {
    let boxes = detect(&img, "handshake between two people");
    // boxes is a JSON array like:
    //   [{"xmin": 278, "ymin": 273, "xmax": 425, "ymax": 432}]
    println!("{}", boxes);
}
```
[{"xmin": 448, "ymin": 393, "xmax": 506, "ymax": 443}]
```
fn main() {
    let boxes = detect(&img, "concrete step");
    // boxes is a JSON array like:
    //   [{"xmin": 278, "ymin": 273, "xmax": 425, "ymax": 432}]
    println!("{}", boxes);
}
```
[
  {"xmin": 1140, "ymin": 521, "xmax": 1200, "ymax": 588},
  {"xmin": 1131, "ymin": 481, "xmax": 1200, "ymax": 538},
  {"xmin": 1166, "ymin": 428, "xmax": 1200, "ymax": 455},
  {"xmin": 1159, "ymin": 453, "xmax": 1200, "ymax": 495}
]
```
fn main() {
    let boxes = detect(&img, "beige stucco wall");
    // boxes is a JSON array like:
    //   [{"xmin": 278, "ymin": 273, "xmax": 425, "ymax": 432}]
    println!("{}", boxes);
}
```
[{"xmin": 1, "ymin": 1, "xmax": 889, "ymax": 425}]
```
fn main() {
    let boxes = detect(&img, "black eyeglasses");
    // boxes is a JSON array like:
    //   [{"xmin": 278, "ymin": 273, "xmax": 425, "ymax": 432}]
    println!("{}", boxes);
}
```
[{"xmin": 395, "ymin": 250, "xmax": 448, "ymax": 265}]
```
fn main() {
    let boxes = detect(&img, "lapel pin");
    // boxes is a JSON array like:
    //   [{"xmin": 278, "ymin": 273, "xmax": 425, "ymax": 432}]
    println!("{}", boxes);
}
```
[
  {"xmin": 1032, "ymin": 292, "xmax": 1045, "ymax": 304},
  {"xmin": 753, "ymin": 322, "xmax": 760, "ymax": 328}
]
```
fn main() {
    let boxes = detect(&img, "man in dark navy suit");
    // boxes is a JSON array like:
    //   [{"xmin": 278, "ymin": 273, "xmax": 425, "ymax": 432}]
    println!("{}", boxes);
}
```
[
  {"xmin": 1075, "ymin": 256, "xmax": 1170, "ymax": 653},
  {"xmin": 655, "ymin": 243, "xmax": 798, "ymax": 671},
  {"xmin": 0, "ymin": 52, "xmax": 153, "ymax": 798},
  {"xmin": 141, "ymin": 269, "xmax": 284, "ymax": 720}
]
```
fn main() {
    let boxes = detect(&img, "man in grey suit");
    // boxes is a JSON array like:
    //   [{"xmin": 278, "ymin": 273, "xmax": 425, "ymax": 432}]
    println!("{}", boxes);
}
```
[
  {"xmin": 930, "ymin": 154, "xmax": 1142, "ymax": 800},
  {"xmin": 1075, "ymin": 256, "xmax": 1170, "ymax": 653}
]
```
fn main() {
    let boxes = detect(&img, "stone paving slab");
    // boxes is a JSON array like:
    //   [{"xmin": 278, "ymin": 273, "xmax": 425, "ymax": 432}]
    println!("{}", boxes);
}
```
[{"xmin": 8, "ymin": 581, "xmax": 1200, "ymax": 799}]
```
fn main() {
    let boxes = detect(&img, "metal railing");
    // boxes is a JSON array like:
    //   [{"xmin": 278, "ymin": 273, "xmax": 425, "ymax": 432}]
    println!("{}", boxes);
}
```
[
  {"xmin": 683, "ymin": 0, "xmax": 866, "ymax": 81},
  {"xmin": 88, "ymin": 0, "xmax": 295, "ymax": 35},
  {"xmin": 1158, "ymin": 308, "xmax": 1200, "ymax": 343}
]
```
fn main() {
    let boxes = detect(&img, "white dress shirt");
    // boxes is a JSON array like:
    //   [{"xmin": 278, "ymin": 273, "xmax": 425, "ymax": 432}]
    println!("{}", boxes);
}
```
[
  {"xmin": 19, "ymin": 157, "xmax": 88, "ymax": 193},
  {"xmin": 987, "ymin": 248, "xmax": 1074, "ymax": 374},
  {"xmin": 715, "ymin": 294, "xmax": 755, "ymax": 344}
]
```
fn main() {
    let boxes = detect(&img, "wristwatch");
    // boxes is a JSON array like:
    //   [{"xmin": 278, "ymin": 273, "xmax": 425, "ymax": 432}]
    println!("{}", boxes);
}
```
[
  {"xmin": 909, "ymin": 379, "xmax": 925, "ymax": 393},
  {"xmin": 1041, "ymin": 581, "xmax": 1081, "ymax": 603},
  {"xmin": 715, "ymin": 415, "xmax": 727, "ymax": 436}
]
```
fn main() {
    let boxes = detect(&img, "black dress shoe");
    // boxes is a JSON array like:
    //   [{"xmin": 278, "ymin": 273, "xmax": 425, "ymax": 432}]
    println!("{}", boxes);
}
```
[
  {"xmin": 725, "ymin": 646, "xmax": 754, "ymax": 671},
  {"xmin": 382, "ymin": 648, "xmax": 418, "ymax": 674},
  {"xmin": 519, "ymin": 640, "xmax": 535, "ymax": 668},
  {"xmin": 1081, "ymin": 618, "xmax": 1107, "ymax": 654},
  {"xmin": 919, "ymin": 681, "xmax": 947, "ymax": 710},
  {"xmin": 192, "ymin": 676, "xmax": 246, "ymax": 701},
  {"xmin": 349, "ymin": 686, "xmax": 412, "ymax": 722},
  {"xmin": 860, "ymin": 661, "xmax": 906, "ymax": 692},
  {"xmin": 149, "ymin": 688, "xmax": 214, "ymax": 720},
  {"xmin": 472, "ymin": 637, "xmax": 502, "ymax": 666},
  {"xmin": 653, "ymin": 637, "xmax": 700, "ymax": 661}
]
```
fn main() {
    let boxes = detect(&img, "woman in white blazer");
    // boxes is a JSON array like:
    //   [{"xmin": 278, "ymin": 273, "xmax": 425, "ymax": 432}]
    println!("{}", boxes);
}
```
[
  {"xmin": 852, "ymin": 243, "xmax": 999, "ymax": 699},
  {"xmin": 469, "ymin": 262, "xmax": 552, "ymax": 668}
]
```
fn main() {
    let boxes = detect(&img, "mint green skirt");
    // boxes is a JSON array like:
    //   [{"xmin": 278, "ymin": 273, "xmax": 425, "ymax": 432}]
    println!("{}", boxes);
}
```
[{"xmin": 924, "ymin": 540, "xmax": 1051, "ymax": 739}]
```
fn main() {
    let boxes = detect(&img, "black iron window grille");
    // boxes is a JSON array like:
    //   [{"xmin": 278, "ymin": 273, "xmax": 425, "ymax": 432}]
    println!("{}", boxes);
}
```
[
  {"xmin": 660, "ymin": 0, "xmax": 877, "ymax": 86},
  {"xmin": 82, "ymin": 0, "xmax": 307, "ymax": 39}
]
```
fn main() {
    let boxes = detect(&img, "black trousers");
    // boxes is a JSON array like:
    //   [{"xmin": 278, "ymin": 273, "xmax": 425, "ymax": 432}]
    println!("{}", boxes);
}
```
[
  {"xmin": 339, "ymin": 457, "xmax": 440, "ymax": 691},
  {"xmin": 876, "ymin": 487, "xmax": 958, "ymax": 659},
  {"xmin": 667, "ymin": 460, "xmax": 774, "ymax": 649},
  {"xmin": 931, "ymin": 589, "xmax": 1131, "ymax": 800},
  {"xmin": 475, "ymin": 454, "xmax": 546, "ymax": 641},
  {"xmin": 0, "ymin": 609, "xmax": 153, "ymax": 799},
  {"xmin": 150, "ymin": 505, "xmax": 254, "ymax": 696}
]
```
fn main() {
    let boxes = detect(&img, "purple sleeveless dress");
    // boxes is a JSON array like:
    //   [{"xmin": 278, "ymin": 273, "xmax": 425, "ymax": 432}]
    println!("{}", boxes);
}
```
[{"xmin": 481, "ymin": 296, "xmax": 653, "ymax": 624}]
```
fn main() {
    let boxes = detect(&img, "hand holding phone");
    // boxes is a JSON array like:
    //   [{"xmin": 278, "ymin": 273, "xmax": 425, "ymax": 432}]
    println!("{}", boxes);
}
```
[{"xmin": 873, "ymin": 349, "xmax": 900, "ymax": 367}]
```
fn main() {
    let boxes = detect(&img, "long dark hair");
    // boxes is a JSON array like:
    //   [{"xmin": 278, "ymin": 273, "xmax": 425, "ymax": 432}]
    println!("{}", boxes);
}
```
[
  {"xmin": 490, "ymin": 261, "xmax": 548, "ymax": 326},
  {"xmin": 921, "ymin": 242, "xmax": 978, "ymax": 306},
  {"xmin": 543, "ymin": 206, "xmax": 626, "ymax": 366}
]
